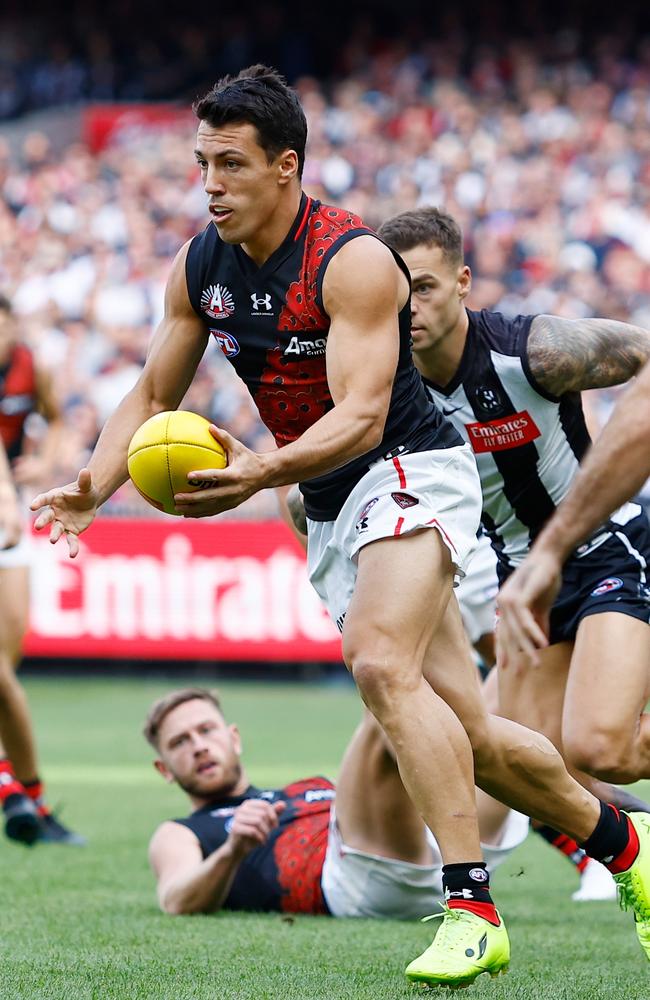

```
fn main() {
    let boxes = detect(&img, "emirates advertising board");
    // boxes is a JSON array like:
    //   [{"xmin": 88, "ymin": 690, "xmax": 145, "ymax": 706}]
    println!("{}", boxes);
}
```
[{"xmin": 23, "ymin": 520, "xmax": 341, "ymax": 661}]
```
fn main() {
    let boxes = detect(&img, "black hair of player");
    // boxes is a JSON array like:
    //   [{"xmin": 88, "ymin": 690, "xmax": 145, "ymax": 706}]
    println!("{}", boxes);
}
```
[
  {"xmin": 193, "ymin": 65, "xmax": 308, "ymax": 178},
  {"xmin": 0, "ymin": 294, "xmax": 12, "ymax": 314},
  {"xmin": 379, "ymin": 207, "xmax": 464, "ymax": 268}
]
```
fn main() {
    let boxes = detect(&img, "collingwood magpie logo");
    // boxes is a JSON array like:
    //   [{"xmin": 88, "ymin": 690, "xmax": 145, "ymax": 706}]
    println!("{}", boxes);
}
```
[
  {"xmin": 201, "ymin": 284, "xmax": 235, "ymax": 319},
  {"xmin": 475, "ymin": 385, "xmax": 503, "ymax": 415},
  {"xmin": 251, "ymin": 292, "xmax": 273, "ymax": 315}
]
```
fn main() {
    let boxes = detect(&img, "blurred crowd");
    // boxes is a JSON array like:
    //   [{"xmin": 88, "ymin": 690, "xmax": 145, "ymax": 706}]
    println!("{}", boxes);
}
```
[{"xmin": 1, "ymin": 9, "xmax": 650, "ymax": 517}]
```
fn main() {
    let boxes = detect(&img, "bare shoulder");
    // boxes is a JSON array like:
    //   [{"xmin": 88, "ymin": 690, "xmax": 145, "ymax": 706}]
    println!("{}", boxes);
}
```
[
  {"xmin": 527, "ymin": 313, "xmax": 650, "ymax": 396},
  {"xmin": 148, "ymin": 820, "xmax": 202, "ymax": 870},
  {"xmin": 164, "ymin": 239, "xmax": 197, "ymax": 317},
  {"xmin": 323, "ymin": 235, "xmax": 406, "ymax": 313}
]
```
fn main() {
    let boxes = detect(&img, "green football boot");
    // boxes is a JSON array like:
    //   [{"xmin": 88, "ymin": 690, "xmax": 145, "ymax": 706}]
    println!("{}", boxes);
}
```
[
  {"xmin": 613, "ymin": 811, "xmax": 650, "ymax": 961},
  {"xmin": 405, "ymin": 905, "xmax": 510, "ymax": 989}
]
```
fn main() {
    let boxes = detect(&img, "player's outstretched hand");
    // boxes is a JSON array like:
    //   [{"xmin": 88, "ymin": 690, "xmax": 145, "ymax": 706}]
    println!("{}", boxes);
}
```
[
  {"xmin": 496, "ymin": 549, "xmax": 562, "ymax": 670},
  {"xmin": 30, "ymin": 468, "xmax": 99, "ymax": 558},
  {"xmin": 227, "ymin": 799, "xmax": 286, "ymax": 860},
  {"xmin": 174, "ymin": 425, "xmax": 267, "ymax": 517}
]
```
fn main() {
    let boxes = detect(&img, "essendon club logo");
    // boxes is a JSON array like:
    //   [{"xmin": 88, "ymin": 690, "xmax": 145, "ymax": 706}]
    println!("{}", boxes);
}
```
[
  {"xmin": 201, "ymin": 284, "xmax": 235, "ymax": 319},
  {"xmin": 391, "ymin": 492, "xmax": 419, "ymax": 509},
  {"xmin": 466, "ymin": 410, "xmax": 541, "ymax": 453}
]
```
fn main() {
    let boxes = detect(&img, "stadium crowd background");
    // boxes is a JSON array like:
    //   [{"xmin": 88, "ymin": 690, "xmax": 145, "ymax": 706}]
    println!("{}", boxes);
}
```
[{"xmin": 1, "ymin": 2, "xmax": 650, "ymax": 519}]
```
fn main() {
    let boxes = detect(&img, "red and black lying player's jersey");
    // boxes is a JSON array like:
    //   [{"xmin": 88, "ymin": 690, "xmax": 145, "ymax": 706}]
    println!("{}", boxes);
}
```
[
  {"xmin": 173, "ymin": 777, "xmax": 335, "ymax": 914},
  {"xmin": 0, "ymin": 344, "xmax": 37, "ymax": 462},
  {"xmin": 185, "ymin": 193, "xmax": 461, "ymax": 520}
]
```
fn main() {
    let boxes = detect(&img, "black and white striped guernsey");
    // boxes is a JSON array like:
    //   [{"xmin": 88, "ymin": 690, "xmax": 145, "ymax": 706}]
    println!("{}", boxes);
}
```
[{"xmin": 422, "ymin": 308, "xmax": 642, "ymax": 573}]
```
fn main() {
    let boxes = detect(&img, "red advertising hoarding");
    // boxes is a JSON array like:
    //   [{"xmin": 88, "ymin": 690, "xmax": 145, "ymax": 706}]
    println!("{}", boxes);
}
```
[
  {"xmin": 83, "ymin": 105, "xmax": 194, "ymax": 153},
  {"xmin": 23, "ymin": 519, "xmax": 342, "ymax": 662}
]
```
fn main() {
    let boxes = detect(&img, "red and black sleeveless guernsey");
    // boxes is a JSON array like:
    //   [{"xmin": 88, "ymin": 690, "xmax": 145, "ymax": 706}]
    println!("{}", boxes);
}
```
[
  {"xmin": 185, "ymin": 193, "xmax": 461, "ymax": 520},
  {"xmin": 173, "ymin": 777, "xmax": 335, "ymax": 914},
  {"xmin": 0, "ymin": 344, "xmax": 37, "ymax": 462}
]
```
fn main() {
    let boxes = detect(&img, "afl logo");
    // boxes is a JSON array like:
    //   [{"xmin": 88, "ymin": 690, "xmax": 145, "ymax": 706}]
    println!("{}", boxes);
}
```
[
  {"xmin": 201, "ymin": 284, "xmax": 235, "ymax": 319},
  {"xmin": 211, "ymin": 330, "xmax": 240, "ymax": 358},
  {"xmin": 591, "ymin": 577, "xmax": 623, "ymax": 597}
]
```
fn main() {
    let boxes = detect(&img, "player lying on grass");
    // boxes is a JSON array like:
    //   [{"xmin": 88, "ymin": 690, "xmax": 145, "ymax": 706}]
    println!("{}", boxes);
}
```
[{"xmin": 145, "ymin": 687, "xmax": 528, "ymax": 919}]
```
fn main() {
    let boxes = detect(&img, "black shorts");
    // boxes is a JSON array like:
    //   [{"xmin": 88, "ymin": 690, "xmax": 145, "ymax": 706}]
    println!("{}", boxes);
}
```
[{"xmin": 502, "ymin": 513, "xmax": 650, "ymax": 645}]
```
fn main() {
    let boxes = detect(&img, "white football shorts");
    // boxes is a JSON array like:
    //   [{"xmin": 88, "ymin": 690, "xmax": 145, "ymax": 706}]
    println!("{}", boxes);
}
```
[
  {"xmin": 321, "ymin": 808, "xmax": 529, "ymax": 919},
  {"xmin": 306, "ymin": 444, "xmax": 483, "ymax": 628},
  {"xmin": 455, "ymin": 531, "xmax": 499, "ymax": 644},
  {"xmin": 0, "ymin": 526, "xmax": 31, "ymax": 569}
]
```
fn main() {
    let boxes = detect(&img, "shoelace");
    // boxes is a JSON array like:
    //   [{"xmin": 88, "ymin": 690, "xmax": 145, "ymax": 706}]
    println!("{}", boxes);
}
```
[
  {"xmin": 617, "ymin": 876, "xmax": 650, "ymax": 921},
  {"xmin": 420, "ymin": 905, "xmax": 477, "ymax": 956}
]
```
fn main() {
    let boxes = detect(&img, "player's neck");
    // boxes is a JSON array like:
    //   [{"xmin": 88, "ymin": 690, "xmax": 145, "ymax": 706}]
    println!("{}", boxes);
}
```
[
  {"xmin": 414, "ymin": 308, "xmax": 469, "ymax": 388},
  {"xmin": 240, "ymin": 187, "xmax": 303, "ymax": 267}
]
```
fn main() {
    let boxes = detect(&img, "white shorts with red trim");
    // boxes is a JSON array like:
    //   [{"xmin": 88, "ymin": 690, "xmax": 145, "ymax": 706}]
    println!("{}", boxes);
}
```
[{"xmin": 306, "ymin": 444, "xmax": 482, "ymax": 629}]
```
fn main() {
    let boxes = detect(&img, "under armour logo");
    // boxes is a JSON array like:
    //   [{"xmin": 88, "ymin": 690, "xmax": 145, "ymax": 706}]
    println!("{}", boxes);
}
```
[{"xmin": 251, "ymin": 292, "xmax": 273, "ymax": 313}]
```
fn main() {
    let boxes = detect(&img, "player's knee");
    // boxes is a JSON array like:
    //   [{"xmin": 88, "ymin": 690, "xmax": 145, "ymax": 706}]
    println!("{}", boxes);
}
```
[
  {"xmin": 347, "ymin": 651, "xmax": 418, "ymax": 714},
  {"xmin": 564, "ymin": 730, "xmax": 636, "ymax": 784}
]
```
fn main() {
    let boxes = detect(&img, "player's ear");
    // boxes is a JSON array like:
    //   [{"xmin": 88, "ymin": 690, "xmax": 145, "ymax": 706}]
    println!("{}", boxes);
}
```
[
  {"xmin": 230, "ymin": 724, "xmax": 243, "ymax": 756},
  {"xmin": 154, "ymin": 759, "xmax": 175, "ymax": 784},
  {"xmin": 458, "ymin": 265, "xmax": 472, "ymax": 301},
  {"xmin": 277, "ymin": 149, "xmax": 299, "ymax": 185}
]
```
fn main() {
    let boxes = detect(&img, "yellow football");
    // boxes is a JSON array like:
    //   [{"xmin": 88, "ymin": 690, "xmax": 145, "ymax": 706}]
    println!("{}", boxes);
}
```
[{"xmin": 127, "ymin": 410, "xmax": 227, "ymax": 515}]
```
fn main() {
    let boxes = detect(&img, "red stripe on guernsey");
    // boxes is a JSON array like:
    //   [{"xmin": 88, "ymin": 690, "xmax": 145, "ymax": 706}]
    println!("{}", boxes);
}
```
[
  {"xmin": 425, "ymin": 518, "xmax": 458, "ymax": 555},
  {"xmin": 606, "ymin": 816, "xmax": 640, "ymax": 874},
  {"xmin": 293, "ymin": 197, "xmax": 312, "ymax": 241},
  {"xmin": 448, "ymin": 900, "xmax": 501, "ymax": 926},
  {"xmin": 393, "ymin": 456, "xmax": 407, "ymax": 489},
  {"xmin": 394, "ymin": 517, "xmax": 404, "ymax": 536}
]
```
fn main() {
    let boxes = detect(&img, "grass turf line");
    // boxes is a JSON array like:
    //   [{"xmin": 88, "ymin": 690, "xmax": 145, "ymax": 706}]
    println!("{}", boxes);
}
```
[{"xmin": 1, "ymin": 677, "xmax": 648, "ymax": 1000}]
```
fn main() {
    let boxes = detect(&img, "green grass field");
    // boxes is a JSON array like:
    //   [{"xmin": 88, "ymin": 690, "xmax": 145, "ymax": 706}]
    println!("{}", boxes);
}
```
[{"xmin": 2, "ymin": 676, "xmax": 649, "ymax": 1000}]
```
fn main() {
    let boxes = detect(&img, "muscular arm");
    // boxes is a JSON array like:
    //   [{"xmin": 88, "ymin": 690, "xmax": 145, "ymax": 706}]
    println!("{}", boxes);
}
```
[
  {"xmin": 87, "ymin": 242, "xmax": 209, "ymax": 504},
  {"xmin": 25, "ymin": 364, "xmax": 65, "ymax": 480},
  {"xmin": 527, "ymin": 314, "xmax": 650, "ymax": 397},
  {"xmin": 0, "ymin": 436, "xmax": 21, "ymax": 547},
  {"xmin": 30, "ymin": 242, "xmax": 210, "ymax": 552},
  {"xmin": 257, "ymin": 236, "xmax": 406, "ymax": 486},
  {"xmin": 533, "ymin": 360, "xmax": 650, "ymax": 562},
  {"xmin": 496, "ymin": 358, "xmax": 650, "ymax": 665},
  {"xmin": 149, "ymin": 798, "xmax": 286, "ymax": 915},
  {"xmin": 149, "ymin": 822, "xmax": 244, "ymax": 915}
]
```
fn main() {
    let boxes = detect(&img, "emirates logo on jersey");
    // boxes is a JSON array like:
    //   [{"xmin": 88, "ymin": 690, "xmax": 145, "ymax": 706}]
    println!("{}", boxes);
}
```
[
  {"xmin": 201, "ymin": 284, "xmax": 235, "ymax": 319},
  {"xmin": 466, "ymin": 410, "xmax": 541, "ymax": 453}
]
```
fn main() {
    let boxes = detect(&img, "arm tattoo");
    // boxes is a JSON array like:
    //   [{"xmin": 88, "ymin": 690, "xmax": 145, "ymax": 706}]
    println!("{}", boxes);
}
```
[{"xmin": 527, "ymin": 315, "xmax": 650, "ymax": 396}]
